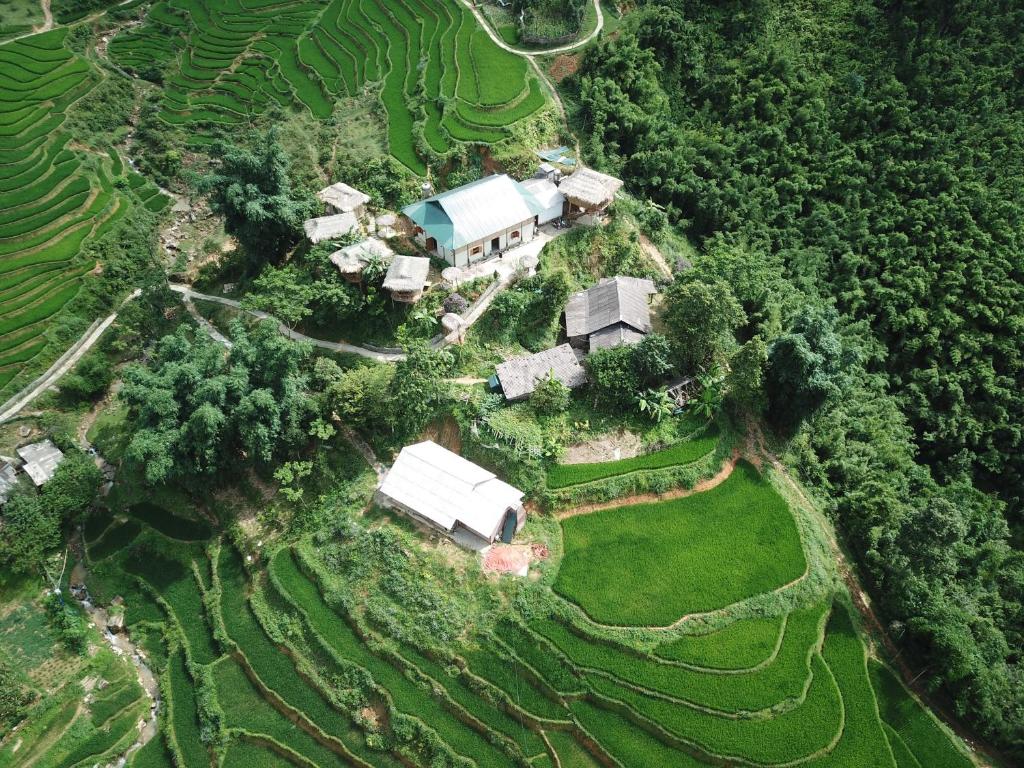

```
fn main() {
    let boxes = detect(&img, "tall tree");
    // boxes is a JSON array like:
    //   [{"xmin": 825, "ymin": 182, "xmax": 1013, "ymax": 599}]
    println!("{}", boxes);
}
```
[
  {"xmin": 198, "ymin": 128, "xmax": 313, "ymax": 264},
  {"xmin": 662, "ymin": 279, "xmax": 745, "ymax": 370}
]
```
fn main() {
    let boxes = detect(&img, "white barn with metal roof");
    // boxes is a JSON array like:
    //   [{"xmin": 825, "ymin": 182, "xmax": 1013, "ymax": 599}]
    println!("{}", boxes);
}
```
[
  {"xmin": 376, "ymin": 441, "xmax": 526, "ymax": 548},
  {"xmin": 402, "ymin": 174, "xmax": 546, "ymax": 267}
]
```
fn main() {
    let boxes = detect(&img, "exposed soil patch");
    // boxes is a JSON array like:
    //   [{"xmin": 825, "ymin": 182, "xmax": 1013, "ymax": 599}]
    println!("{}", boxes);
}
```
[
  {"xmin": 482, "ymin": 544, "xmax": 532, "ymax": 576},
  {"xmin": 549, "ymin": 54, "xmax": 580, "ymax": 81},
  {"xmin": 561, "ymin": 429, "xmax": 644, "ymax": 465},
  {"xmin": 421, "ymin": 415, "xmax": 462, "ymax": 454}
]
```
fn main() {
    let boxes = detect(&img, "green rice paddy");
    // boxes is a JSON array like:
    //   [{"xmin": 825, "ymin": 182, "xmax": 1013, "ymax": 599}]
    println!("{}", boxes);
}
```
[
  {"xmin": 108, "ymin": 0, "xmax": 549, "ymax": 174},
  {"xmin": 555, "ymin": 461, "xmax": 808, "ymax": 625}
]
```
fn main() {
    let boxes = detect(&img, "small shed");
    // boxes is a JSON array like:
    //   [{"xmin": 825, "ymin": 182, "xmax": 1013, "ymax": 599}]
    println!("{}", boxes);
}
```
[
  {"xmin": 495, "ymin": 344, "xmax": 587, "ymax": 401},
  {"xmin": 382, "ymin": 255, "xmax": 431, "ymax": 303},
  {"xmin": 303, "ymin": 212, "xmax": 359, "ymax": 244},
  {"xmin": 317, "ymin": 182, "xmax": 370, "ymax": 217},
  {"xmin": 559, "ymin": 167, "xmax": 624, "ymax": 218},
  {"xmin": 16, "ymin": 440, "xmax": 64, "ymax": 486},
  {"xmin": 520, "ymin": 177, "xmax": 564, "ymax": 226},
  {"xmin": 328, "ymin": 237, "xmax": 393, "ymax": 283},
  {"xmin": 376, "ymin": 441, "xmax": 526, "ymax": 548},
  {"xmin": 0, "ymin": 461, "xmax": 17, "ymax": 503},
  {"xmin": 565, "ymin": 276, "xmax": 656, "ymax": 352}
]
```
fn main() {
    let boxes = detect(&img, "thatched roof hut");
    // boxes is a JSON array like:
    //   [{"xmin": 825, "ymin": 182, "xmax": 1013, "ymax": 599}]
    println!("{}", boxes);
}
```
[{"xmin": 328, "ymin": 237, "xmax": 394, "ymax": 282}]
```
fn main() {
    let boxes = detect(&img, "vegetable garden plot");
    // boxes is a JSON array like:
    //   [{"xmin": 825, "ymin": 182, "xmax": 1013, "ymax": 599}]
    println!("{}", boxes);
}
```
[
  {"xmin": 555, "ymin": 461, "xmax": 807, "ymax": 625},
  {"xmin": 108, "ymin": 0, "xmax": 548, "ymax": 172},
  {"xmin": 546, "ymin": 426, "xmax": 720, "ymax": 488}
]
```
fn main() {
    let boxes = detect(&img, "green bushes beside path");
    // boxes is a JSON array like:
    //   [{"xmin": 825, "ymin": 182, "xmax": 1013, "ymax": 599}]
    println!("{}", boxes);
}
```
[
  {"xmin": 546, "ymin": 426, "xmax": 720, "ymax": 489},
  {"xmin": 555, "ymin": 461, "xmax": 807, "ymax": 625}
]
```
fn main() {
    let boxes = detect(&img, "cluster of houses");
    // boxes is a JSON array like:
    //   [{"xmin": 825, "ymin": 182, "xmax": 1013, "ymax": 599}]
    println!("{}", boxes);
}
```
[
  {"xmin": 302, "ymin": 165, "xmax": 624, "ymax": 305},
  {"xmin": 302, "ymin": 162, "xmax": 664, "ymax": 554},
  {"xmin": 0, "ymin": 439, "xmax": 65, "ymax": 503}
]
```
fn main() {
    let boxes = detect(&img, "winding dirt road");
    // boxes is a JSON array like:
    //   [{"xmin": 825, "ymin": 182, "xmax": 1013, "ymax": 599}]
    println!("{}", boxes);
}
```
[{"xmin": 459, "ymin": 0, "xmax": 604, "ymax": 56}]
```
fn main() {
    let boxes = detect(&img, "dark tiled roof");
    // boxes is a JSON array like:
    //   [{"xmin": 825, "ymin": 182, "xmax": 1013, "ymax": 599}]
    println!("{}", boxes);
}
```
[
  {"xmin": 564, "ymin": 276, "xmax": 656, "ymax": 339},
  {"xmin": 495, "ymin": 344, "xmax": 587, "ymax": 400}
]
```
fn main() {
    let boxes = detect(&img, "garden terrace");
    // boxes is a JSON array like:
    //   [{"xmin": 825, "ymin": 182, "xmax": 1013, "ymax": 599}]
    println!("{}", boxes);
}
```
[
  {"xmin": 108, "ymin": 0, "xmax": 548, "ymax": 173},
  {"xmin": 546, "ymin": 424, "xmax": 720, "ymax": 489},
  {"xmin": 554, "ymin": 461, "xmax": 808, "ymax": 625},
  {"xmin": 269, "ymin": 547, "xmax": 532, "ymax": 767},
  {"xmin": 0, "ymin": 29, "xmax": 130, "ymax": 396}
]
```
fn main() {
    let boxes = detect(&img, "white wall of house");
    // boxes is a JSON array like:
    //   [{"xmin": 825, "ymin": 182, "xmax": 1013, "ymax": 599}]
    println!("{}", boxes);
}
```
[{"xmin": 415, "ymin": 218, "xmax": 537, "ymax": 267}]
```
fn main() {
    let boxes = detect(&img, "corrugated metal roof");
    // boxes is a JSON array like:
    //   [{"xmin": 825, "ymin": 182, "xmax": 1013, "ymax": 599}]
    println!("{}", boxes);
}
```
[
  {"xmin": 16, "ymin": 440, "xmax": 64, "ymax": 486},
  {"xmin": 520, "ymin": 178, "xmax": 564, "ymax": 211},
  {"xmin": 564, "ymin": 276, "xmax": 655, "ymax": 339},
  {"xmin": 588, "ymin": 323, "xmax": 647, "ymax": 351},
  {"xmin": 382, "ymin": 255, "xmax": 430, "ymax": 292},
  {"xmin": 402, "ymin": 175, "xmax": 542, "ymax": 250},
  {"xmin": 378, "ymin": 441, "xmax": 524, "ymax": 542},
  {"xmin": 0, "ymin": 462, "xmax": 17, "ymax": 503},
  {"xmin": 495, "ymin": 343, "xmax": 587, "ymax": 400}
]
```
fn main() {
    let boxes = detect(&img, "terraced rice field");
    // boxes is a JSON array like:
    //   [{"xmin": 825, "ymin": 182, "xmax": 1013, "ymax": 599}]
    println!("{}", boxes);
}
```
[
  {"xmin": 0, "ymin": 28, "xmax": 167, "ymax": 398},
  {"xmin": 108, "ymin": 0, "xmax": 548, "ymax": 174},
  {"xmin": 555, "ymin": 461, "xmax": 808, "ymax": 625},
  {"xmin": 0, "ymin": 30, "xmax": 121, "ymax": 393},
  {"xmin": 73, "ymin": 477, "xmax": 972, "ymax": 768}
]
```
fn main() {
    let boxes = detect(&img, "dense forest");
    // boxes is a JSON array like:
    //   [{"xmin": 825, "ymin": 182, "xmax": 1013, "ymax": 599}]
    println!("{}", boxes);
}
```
[{"xmin": 568, "ymin": 0, "xmax": 1024, "ymax": 758}]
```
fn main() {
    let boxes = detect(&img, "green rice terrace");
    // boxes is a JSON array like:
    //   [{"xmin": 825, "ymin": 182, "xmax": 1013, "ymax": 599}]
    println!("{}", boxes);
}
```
[
  {"xmin": 0, "ymin": 428, "xmax": 971, "ymax": 768},
  {"xmin": 0, "ymin": 27, "xmax": 168, "ymax": 397},
  {"xmin": 107, "ymin": 0, "xmax": 550, "ymax": 173}
]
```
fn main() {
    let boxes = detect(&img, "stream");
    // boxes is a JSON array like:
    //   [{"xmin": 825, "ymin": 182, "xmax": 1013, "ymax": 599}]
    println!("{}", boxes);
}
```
[{"xmin": 70, "ymin": 559, "xmax": 161, "ymax": 767}]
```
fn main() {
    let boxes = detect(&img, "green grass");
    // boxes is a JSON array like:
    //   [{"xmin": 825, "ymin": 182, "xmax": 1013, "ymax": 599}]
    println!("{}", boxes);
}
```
[
  {"xmin": 130, "ymin": 731, "xmax": 175, "ymax": 768},
  {"xmin": 570, "ymin": 701, "xmax": 706, "ymax": 768},
  {"xmin": 654, "ymin": 613, "xmax": 786, "ymax": 670},
  {"xmin": 546, "ymin": 426, "xmax": 719, "ymax": 488},
  {"xmin": 868, "ymin": 660, "xmax": 972, "ymax": 768},
  {"xmin": 216, "ymin": 546, "xmax": 394, "ymax": 767},
  {"xmin": 531, "ymin": 604, "xmax": 825, "ymax": 714},
  {"xmin": 270, "ymin": 548, "xmax": 517, "ymax": 767},
  {"xmin": 802, "ymin": 607, "xmax": 896, "ymax": 768},
  {"xmin": 554, "ymin": 461, "xmax": 806, "ymax": 625},
  {"xmin": 496, "ymin": 622, "xmax": 585, "ymax": 695},
  {"xmin": 462, "ymin": 646, "xmax": 571, "ymax": 722},
  {"xmin": 222, "ymin": 739, "xmax": 297, "ymax": 768}
]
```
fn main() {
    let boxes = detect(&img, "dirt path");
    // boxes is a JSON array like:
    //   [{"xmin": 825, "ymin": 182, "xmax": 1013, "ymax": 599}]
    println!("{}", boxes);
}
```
[
  {"xmin": 639, "ymin": 234, "xmax": 673, "ymax": 278},
  {"xmin": 170, "ymin": 284, "xmax": 406, "ymax": 362},
  {"xmin": 0, "ymin": 290, "xmax": 138, "ymax": 425},
  {"xmin": 33, "ymin": 0, "xmax": 53, "ymax": 33},
  {"xmin": 555, "ymin": 451, "xmax": 739, "ymax": 519}
]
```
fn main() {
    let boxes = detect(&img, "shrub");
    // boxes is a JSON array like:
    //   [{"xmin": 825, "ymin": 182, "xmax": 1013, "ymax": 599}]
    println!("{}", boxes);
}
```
[
  {"xmin": 531, "ymin": 374, "xmax": 570, "ymax": 416},
  {"xmin": 443, "ymin": 292, "xmax": 469, "ymax": 315}
]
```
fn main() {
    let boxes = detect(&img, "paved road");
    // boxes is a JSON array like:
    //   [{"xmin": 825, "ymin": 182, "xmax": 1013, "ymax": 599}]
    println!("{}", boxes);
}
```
[
  {"xmin": 0, "ymin": 289, "xmax": 140, "ymax": 424},
  {"xmin": 169, "ymin": 284, "xmax": 407, "ymax": 362},
  {"xmin": 460, "ymin": 0, "xmax": 604, "ymax": 56}
]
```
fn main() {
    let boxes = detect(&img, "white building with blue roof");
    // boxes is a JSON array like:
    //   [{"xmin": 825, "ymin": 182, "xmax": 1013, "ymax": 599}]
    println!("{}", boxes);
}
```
[{"xmin": 402, "ymin": 174, "xmax": 547, "ymax": 267}]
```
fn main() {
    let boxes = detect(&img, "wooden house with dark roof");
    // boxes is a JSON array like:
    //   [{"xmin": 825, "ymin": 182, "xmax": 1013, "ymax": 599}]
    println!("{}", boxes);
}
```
[{"xmin": 564, "ymin": 276, "xmax": 657, "ymax": 352}]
